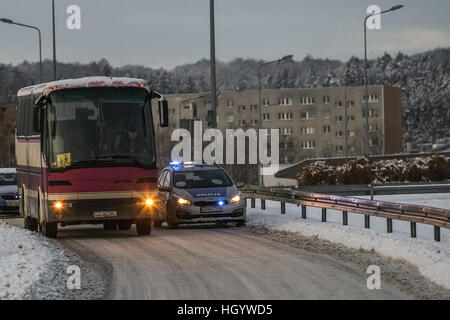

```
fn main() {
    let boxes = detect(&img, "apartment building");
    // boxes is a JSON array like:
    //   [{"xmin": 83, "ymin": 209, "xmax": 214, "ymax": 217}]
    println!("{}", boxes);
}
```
[{"xmin": 164, "ymin": 85, "xmax": 402, "ymax": 164}]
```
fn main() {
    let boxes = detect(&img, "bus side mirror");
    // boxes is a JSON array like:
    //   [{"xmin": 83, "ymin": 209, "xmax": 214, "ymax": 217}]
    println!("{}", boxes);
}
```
[{"xmin": 158, "ymin": 100, "xmax": 169, "ymax": 128}]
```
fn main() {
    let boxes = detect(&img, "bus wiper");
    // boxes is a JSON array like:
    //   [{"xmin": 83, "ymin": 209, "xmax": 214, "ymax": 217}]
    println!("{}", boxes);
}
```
[{"xmin": 96, "ymin": 155, "xmax": 149, "ymax": 169}]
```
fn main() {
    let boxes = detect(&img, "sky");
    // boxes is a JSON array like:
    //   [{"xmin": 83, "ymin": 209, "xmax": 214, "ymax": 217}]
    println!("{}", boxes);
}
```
[{"xmin": 0, "ymin": 0, "xmax": 449, "ymax": 69}]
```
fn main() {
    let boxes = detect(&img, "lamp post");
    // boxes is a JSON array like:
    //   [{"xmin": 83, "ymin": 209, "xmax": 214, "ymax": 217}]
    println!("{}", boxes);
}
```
[
  {"xmin": 257, "ymin": 54, "xmax": 293, "ymax": 187},
  {"xmin": 364, "ymin": 5, "xmax": 404, "ymax": 158},
  {"xmin": 209, "ymin": 0, "xmax": 217, "ymax": 129},
  {"xmin": 1, "ymin": 18, "xmax": 42, "ymax": 83},
  {"xmin": 52, "ymin": 0, "xmax": 57, "ymax": 80}
]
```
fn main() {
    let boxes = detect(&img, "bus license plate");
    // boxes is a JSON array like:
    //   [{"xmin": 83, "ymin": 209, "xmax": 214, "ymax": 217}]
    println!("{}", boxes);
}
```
[
  {"xmin": 200, "ymin": 206, "xmax": 223, "ymax": 213},
  {"xmin": 93, "ymin": 211, "xmax": 117, "ymax": 218}
]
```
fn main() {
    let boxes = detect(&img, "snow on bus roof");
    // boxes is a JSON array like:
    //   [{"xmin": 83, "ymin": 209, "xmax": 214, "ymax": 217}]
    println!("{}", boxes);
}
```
[{"xmin": 17, "ymin": 76, "xmax": 149, "ymax": 97}]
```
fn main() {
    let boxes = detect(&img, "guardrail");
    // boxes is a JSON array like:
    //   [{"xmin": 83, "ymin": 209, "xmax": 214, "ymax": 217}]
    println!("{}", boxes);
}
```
[{"xmin": 241, "ymin": 186, "xmax": 450, "ymax": 242}]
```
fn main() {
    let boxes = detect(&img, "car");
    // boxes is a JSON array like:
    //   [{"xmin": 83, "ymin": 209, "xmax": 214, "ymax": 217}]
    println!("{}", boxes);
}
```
[
  {"xmin": 155, "ymin": 162, "xmax": 246, "ymax": 228},
  {"xmin": 0, "ymin": 168, "xmax": 20, "ymax": 214}
]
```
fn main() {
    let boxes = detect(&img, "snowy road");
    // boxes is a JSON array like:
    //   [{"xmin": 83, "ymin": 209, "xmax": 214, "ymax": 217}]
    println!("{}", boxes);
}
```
[{"xmin": 54, "ymin": 224, "xmax": 413, "ymax": 300}]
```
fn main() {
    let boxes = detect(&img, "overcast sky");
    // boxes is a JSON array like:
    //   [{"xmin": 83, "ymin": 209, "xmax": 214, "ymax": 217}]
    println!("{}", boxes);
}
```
[{"xmin": 1, "ymin": 0, "xmax": 449, "ymax": 69}]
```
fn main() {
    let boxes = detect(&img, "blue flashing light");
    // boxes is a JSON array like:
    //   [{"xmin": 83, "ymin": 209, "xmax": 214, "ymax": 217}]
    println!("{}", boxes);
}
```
[
  {"xmin": 170, "ymin": 161, "xmax": 180, "ymax": 166},
  {"xmin": 218, "ymin": 200, "xmax": 225, "ymax": 206}
]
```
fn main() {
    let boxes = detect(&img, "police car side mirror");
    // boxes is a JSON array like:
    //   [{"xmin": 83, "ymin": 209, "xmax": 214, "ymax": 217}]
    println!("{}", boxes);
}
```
[
  {"xmin": 158, "ymin": 186, "xmax": 170, "ymax": 192},
  {"xmin": 235, "ymin": 182, "xmax": 245, "ymax": 189},
  {"xmin": 158, "ymin": 100, "xmax": 169, "ymax": 128}
]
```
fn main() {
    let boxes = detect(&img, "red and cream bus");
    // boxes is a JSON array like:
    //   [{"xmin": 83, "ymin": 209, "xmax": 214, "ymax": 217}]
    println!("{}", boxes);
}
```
[{"xmin": 15, "ymin": 77, "xmax": 169, "ymax": 237}]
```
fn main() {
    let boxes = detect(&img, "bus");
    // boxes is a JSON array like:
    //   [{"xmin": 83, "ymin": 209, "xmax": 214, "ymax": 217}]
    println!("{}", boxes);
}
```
[{"xmin": 15, "ymin": 76, "xmax": 169, "ymax": 237}]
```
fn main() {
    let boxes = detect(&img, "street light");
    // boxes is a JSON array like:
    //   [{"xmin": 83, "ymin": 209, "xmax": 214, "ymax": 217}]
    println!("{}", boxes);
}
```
[
  {"xmin": 363, "ymin": 5, "xmax": 404, "ymax": 158},
  {"xmin": 1, "ymin": 18, "xmax": 42, "ymax": 83},
  {"xmin": 257, "ymin": 54, "xmax": 294, "ymax": 187}
]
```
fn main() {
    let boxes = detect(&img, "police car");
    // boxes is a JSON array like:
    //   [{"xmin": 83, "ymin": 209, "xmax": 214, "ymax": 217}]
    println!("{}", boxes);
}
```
[
  {"xmin": 0, "ymin": 168, "xmax": 20, "ymax": 214},
  {"xmin": 155, "ymin": 162, "xmax": 246, "ymax": 228}
]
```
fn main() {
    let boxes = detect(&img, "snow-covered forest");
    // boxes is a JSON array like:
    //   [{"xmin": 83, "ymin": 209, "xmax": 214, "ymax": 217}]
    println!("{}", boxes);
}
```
[{"xmin": 0, "ymin": 48, "xmax": 449, "ymax": 146}]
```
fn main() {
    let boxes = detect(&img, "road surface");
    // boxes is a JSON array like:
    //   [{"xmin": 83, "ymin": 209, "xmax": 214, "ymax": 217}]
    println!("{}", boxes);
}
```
[{"xmin": 53, "ymin": 224, "xmax": 411, "ymax": 300}]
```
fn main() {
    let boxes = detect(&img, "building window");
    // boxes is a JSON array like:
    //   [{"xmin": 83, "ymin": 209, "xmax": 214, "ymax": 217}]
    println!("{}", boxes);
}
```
[
  {"xmin": 278, "ymin": 112, "xmax": 293, "ymax": 120},
  {"xmin": 336, "ymin": 145, "xmax": 344, "ymax": 152},
  {"xmin": 300, "ymin": 97, "xmax": 315, "ymax": 105},
  {"xmin": 363, "ymin": 94, "xmax": 378, "ymax": 103},
  {"xmin": 278, "ymin": 97, "xmax": 293, "ymax": 106},
  {"xmin": 226, "ymin": 100, "xmax": 234, "ymax": 107},
  {"xmin": 301, "ymin": 127, "xmax": 315, "ymax": 135},
  {"xmin": 369, "ymin": 138, "xmax": 378, "ymax": 146},
  {"xmin": 369, "ymin": 124, "xmax": 378, "ymax": 132},
  {"xmin": 184, "ymin": 103, "xmax": 195, "ymax": 110},
  {"xmin": 323, "ymin": 112, "xmax": 331, "ymax": 120},
  {"xmin": 300, "ymin": 111, "xmax": 316, "ymax": 120},
  {"xmin": 335, "ymin": 115, "xmax": 343, "ymax": 123},
  {"xmin": 238, "ymin": 105, "xmax": 246, "ymax": 112},
  {"xmin": 323, "ymin": 125, "xmax": 331, "ymax": 133},
  {"xmin": 347, "ymin": 115, "xmax": 355, "ymax": 122},
  {"xmin": 335, "ymin": 101, "xmax": 343, "ymax": 107},
  {"xmin": 322, "ymin": 96, "xmax": 330, "ymax": 104},
  {"xmin": 301, "ymin": 141, "xmax": 316, "ymax": 149},
  {"xmin": 251, "ymin": 119, "xmax": 258, "ymax": 126},
  {"xmin": 348, "ymin": 145, "xmax": 356, "ymax": 152},
  {"xmin": 348, "ymin": 131, "xmax": 356, "ymax": 137},
  {"xmin": 279, "ymin": 128, "xmax": 292, "ymax": 135},
  {"xmin": 239, "ymin": 120, "xmax": 247, "ymax": 126},
  {"xmin": 262, "ymin": 98, "xmax": 270, "ymax": 106},
  {"xmin": 346, "ymin": 100, "xmax": 355, "ymax": 107},
  {"xmin": 251, "ymin": 104, "xmax": 258, "ymax": 111},
  {"xmin": 263, "ymin": 113, "xmax": 270, "ymax": 121},
  {"xmin": 336, "ymin": 131, "xmax": 343, "ymax": 137},
  {"xmin": 227, "ymin": 113, "xmax": 234, "ymax": 123},
  {"xmin": 363, "ymin": 109, "xmax": 378, "ymax": 118}
]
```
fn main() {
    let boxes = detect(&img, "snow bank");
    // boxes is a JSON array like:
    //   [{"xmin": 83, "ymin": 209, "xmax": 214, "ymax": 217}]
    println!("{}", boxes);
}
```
[
  {"xmin": 0, "ymin": 222, "xmax": 104, "ymax": 300},
  {"xmin": 246, "ymin": 198, "xmax": 450, "ymax": 290}
]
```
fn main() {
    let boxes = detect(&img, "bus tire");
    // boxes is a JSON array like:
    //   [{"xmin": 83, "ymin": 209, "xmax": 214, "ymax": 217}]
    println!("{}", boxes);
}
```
[
  {"xmin": 42, "ymin": 221, "xmax": 57, "ymax": 238},
  {"xmin": 25, "ymin": 217, "xmax": 38, "ymax": 232},
  {"xmin": 118, "ymin": 220, "xmax": 132, "ymax": 230},
  {"xmin": 103, "ymin": 222, "xmax": 117, "ymax": 231},
  {"xmin": 136, "ymin": 218, "xmax": 152, "ymax": 236}
]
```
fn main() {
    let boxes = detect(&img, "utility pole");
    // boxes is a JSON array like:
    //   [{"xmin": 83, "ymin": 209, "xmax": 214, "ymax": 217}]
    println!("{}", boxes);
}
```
[
  {"xmin": 209, "ymin": 0, "xmax": 217, "ymax": 128},
  {"xmin": 52, "ymin": 0, "xmax": 57, "ymax": 80}
]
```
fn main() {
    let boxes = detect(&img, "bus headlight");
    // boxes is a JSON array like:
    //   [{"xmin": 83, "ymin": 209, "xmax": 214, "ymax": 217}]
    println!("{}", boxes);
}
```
[
  {"xmin": 145, "ymin": 198, "xmax": 154, "ymax": 206},
  {"xmin": 230, "ymin": 194, "xmax": 241, "ymax": 204},
  {"xmin": 53, "ymin": 201, "xmax": 72, "ymax": 209}
]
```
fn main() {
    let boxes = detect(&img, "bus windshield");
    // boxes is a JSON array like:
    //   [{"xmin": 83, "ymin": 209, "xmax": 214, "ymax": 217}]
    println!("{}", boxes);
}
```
[{"xmin": 46, "ymin": 87, "xmax": 156, "ymax": 169}]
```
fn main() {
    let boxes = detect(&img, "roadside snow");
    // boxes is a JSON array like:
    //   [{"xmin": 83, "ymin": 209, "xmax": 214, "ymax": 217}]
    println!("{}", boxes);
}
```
[
  {"xmin": 246, "ymin": 194, "xmax": 450, "ymax": 290},
  {"xmin": 0, "ymin": 221, "xmax": 105, "ymax": 300}
]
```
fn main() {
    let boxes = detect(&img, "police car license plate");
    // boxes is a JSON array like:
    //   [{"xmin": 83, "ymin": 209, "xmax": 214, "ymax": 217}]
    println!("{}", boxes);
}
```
[
  {"xmin": 200, "ymin": 206, "xmax": 223, "ymax": 213},
  {"xmin": 93, "ymin": 211, "xmax": 117, "ymax": 218}
]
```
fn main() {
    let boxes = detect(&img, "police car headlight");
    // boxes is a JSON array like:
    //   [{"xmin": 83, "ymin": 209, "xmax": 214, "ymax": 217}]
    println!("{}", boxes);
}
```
[
  {"xmin": 230, "ymin": 194, "xmax": 241, "ymax": 204},
  {"xmin": 175, "ymin": 194, "xmax": 191, "ymax": 206}
]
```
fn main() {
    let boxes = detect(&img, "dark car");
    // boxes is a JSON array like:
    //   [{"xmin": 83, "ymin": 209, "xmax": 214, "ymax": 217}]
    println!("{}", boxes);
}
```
[{"xmin": 0, "ymin": 168, "xmax": 20, "ymax": 213}]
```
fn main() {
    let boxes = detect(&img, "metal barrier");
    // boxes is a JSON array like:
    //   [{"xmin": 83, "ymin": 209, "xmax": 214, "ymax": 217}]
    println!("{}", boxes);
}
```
[{"xmin": 241, "ymin": 186, "xmax": 450, "ymax": 242}]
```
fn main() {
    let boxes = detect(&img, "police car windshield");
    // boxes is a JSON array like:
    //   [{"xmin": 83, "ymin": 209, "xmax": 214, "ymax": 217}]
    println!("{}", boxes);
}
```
[{"xmin": 173, "ymin": 169, "xmax": 233, "ymax": 189}]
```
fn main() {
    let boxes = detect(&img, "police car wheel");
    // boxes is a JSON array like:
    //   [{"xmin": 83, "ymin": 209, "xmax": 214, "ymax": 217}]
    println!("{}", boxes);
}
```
[
  {"xmin": 167, "ymin": 216, "xmax": 178, "ymax": 229},
  {"xmin": 235, "ymin": 220, "xmax": 246, "ymax": 227},
  {"xmin": 153, "ymin": 219, "xmax": 163, "ymax": 227},
  {"xmin": 136, "ymin": 218, "xmax": 152, "ymax": 235}
]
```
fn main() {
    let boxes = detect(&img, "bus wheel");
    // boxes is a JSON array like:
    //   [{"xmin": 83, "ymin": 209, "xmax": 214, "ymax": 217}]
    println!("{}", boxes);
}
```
[
  {"xmin": 103, "ymin": 222, "xmax": 117, "ymax": 231},
  {"xmin": 25, "ymin": 217, "xmax": 38, "ymax": 232},
  {"xmin": 41, "ymin": 221, "xmax": 57, "ymax": 238},
  {"xmin": 136, "ymin": 218, "xmax": 152, "ymax": 236},
  {"xmin": 118, "ymin": 220, "xmax": 132, "ymax": 230}
]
